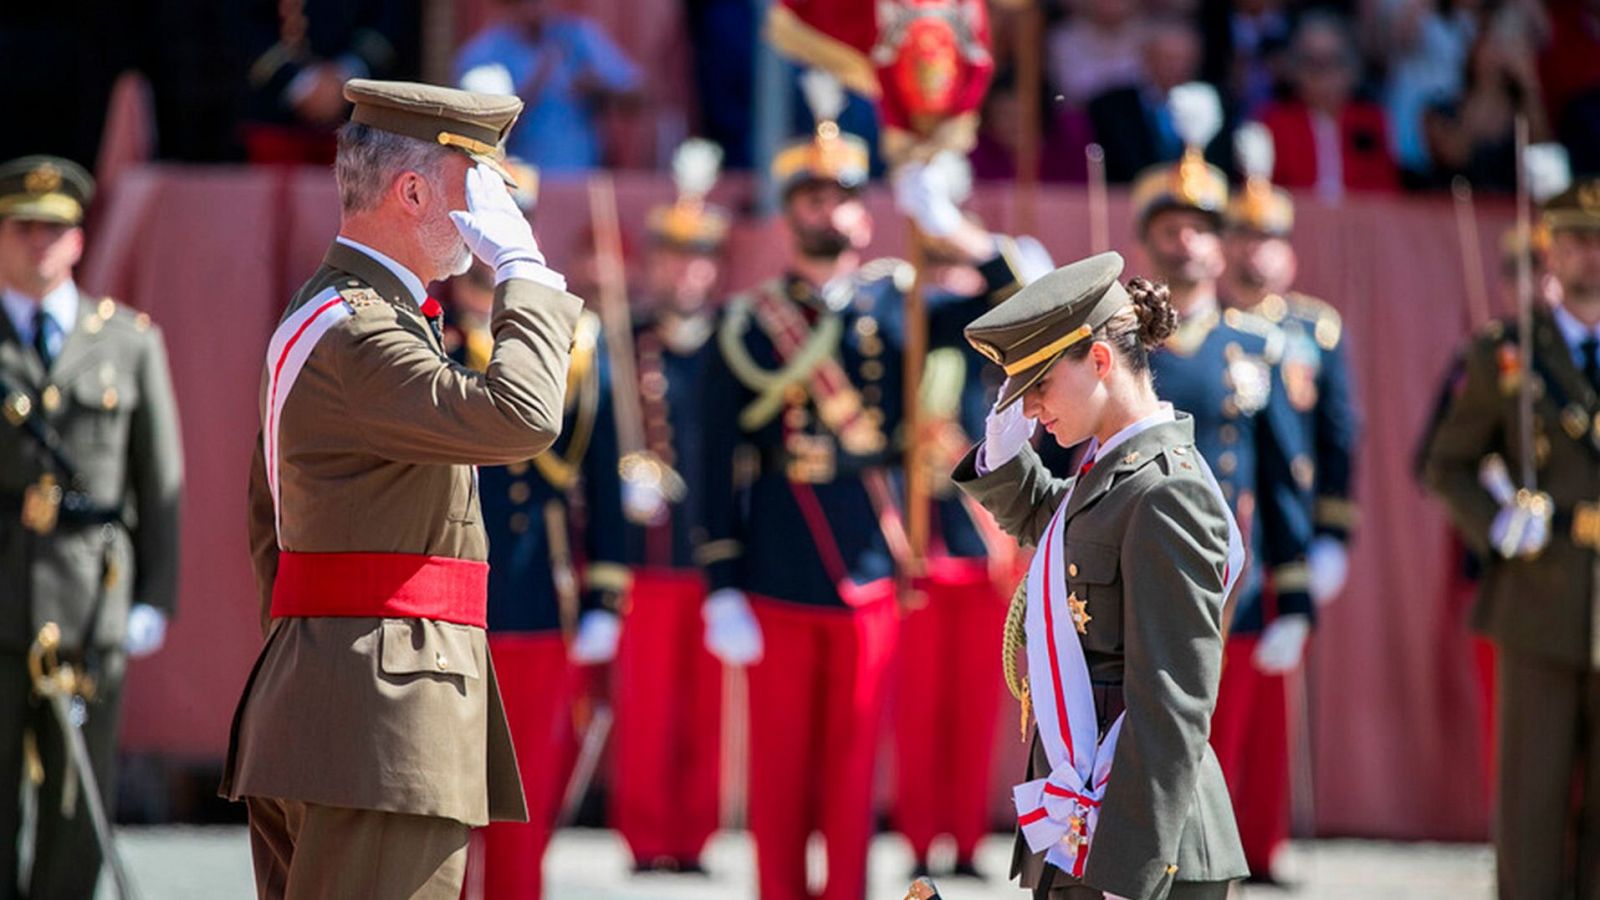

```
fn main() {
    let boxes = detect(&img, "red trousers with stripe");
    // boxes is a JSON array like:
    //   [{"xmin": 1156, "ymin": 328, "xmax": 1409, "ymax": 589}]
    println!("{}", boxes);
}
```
[
  {"xmin": 1209, "ymin": 633, "xmax": 1289, "ymax": 877},
  {"xmin": 891, "ymin": 557, "xmax": 1007, "ymax": 861},
  {"xmin": 747, "ymin": 585, "xmax": 899, "ymax": 900},
  {"xmin": 611, "ymin": 568, "xmax": 721, "ymax": 864},
  {"xmin": 472, "ymin": 633, "xmax": 578, "ymax": 900}
]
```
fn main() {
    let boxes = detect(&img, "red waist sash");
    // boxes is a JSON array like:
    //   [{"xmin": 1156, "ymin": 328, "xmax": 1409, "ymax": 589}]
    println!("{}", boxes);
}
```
[{"xmin": 270, "ymin": 551, "xmax": 489, "ymax": 628}]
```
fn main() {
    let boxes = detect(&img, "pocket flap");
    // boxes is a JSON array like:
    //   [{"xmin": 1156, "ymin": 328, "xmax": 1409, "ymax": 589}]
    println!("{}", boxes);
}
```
[
  {"xmin": 381, "ymin": 620, "xmax": 481, "ymax": 680},
  {"xmin": 1065, "ymin": 540, "xmax": 1120, "ymax": 585}
]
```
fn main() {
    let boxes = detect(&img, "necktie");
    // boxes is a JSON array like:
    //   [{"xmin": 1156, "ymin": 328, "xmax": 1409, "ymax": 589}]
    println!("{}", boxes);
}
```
[
  {"xmin": 31, "ymin": 307, "xmax": 57, "ymax": 370},
  {"xmin": 1077, "ymin": 451, "xmax": 1097, "ymax": 479},
  {"xmin": 420, "ymin": 297, "xmax": 445, "ymax": 348},
  {"xmin": 1583, "ymin": 337, "xmax": 1600, "ymax": 395}
]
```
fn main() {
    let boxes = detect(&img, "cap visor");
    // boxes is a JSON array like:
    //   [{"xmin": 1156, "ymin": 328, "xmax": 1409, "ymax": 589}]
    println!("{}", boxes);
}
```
[
  {"xmin": 0, "ymin": 200, "xmax": 80, "ymax": 226},
  {"xmin": 994, "ymin": 355, "xmax": 1060, "ymax": 413},
  {"xmin": 471, "ymin": 153, "xmax": 519, "ymax": 188}
]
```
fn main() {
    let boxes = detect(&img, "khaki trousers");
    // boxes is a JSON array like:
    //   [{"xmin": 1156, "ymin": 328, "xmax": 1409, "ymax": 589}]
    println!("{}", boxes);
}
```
[{"xmin": 246, "ymin": 797, "xmax": 468, "ymax": 900}]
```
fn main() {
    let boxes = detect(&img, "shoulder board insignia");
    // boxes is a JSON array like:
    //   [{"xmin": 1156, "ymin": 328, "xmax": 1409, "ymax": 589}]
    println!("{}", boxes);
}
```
[
  {"xmin": 338, "ymin": 287, "xmax": 384, "ymax": 310},
  {"xmin": 858, "ymin": 257, "xmax": 915, "ymax": 292},
  {"xmin": 1287, "ymin": 293, "xmax": 1342, "ymax": 350},
  {"xmin": 1256, "ymin": 293, "xmax": 1289, "ymax": 323},
  {"xmin": 1224, "ymin": 308, "xmax": 1286, "ymax": 363}
]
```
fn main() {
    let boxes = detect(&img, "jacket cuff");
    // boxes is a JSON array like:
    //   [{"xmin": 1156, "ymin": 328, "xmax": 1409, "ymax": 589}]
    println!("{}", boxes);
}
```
[
  {"xmin": 695, "ymin": 539, "xmax": 742, "ymax": 593},
  {"xmin": 1272, "ymin": 562, "xmax": 1315, "ymax": 621},
  {"xmin": 1315, "ymin": 495, "xmax": 1358, "ymax": 539}
]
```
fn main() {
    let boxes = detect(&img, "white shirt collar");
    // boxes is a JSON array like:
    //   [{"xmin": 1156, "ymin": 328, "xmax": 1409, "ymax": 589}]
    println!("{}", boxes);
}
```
[
  {"xmin": 2, "ymin": 280, "xmax": 79, "ymax": 343},
  {"xmin": 1084, "ymin": 402, "xmax": 1178, "ymax": 464},
  {"xmin": 335, "ymin": 236, "xmax": 427, "ymax": 308},
  {"xmin": 1552, "ymin": 302, "xmax": 1600, "ymax": 358}
]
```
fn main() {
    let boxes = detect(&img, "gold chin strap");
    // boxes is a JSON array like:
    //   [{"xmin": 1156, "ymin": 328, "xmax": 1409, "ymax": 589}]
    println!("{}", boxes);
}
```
[{"xmin": 1003, "ymin": 325, "xmax": 1093, "ymax": 377}]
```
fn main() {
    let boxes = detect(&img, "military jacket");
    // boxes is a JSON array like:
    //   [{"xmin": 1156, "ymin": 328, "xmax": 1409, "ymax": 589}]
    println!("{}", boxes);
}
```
[
  {"xmin": 1424, "ymin": 307, "xmax": 1600, "ymax": 668},
  {"xmin": 1149, "ymin": 308, "xmax": 1315, "ymax": 632},
  {"xmin": 1246, "ymin": 292, "xmax": 1360, "ymax": 541},
  {"xmin": 458, "ymin": 312, "xmax": 629, "ymax": 634},
  {"xmin": 953, "ymin": 416, "xmax": 1248, "ymax": 898},
  {"xmin": 698, "ymin": 253, "xmax": 1018, "ymax": 608},
  {"xmin": 622, "ymin": 313, "xmax": 714, "ymax": 571},
  {"xmin": 223, "ymin": 242, "xmax": 584, "ymax": 827},
  {"xmin": 0, "ymin": 290, "xmax": 182, "ymax": 653}
]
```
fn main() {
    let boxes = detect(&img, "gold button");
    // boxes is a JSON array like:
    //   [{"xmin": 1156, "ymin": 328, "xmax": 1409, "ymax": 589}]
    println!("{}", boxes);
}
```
[
  {"xmin": 1166, "ymin": 864, "xmax": 1179, "ymax": 875},
  {"xmin": 1068, "ymin": 563, "xmax": 1079, "ymax": 577},
  {"xmin": 101, "ymin": 387, "xmax": 118, "ymax": 410},
  {"xmin": 861, "ymin": 361, "xmax": 884, "ymax": 380},
  {"xmin": 435, "ymin": 652, "xmax": 448, "ymax": 671},
  {"xmin": 509, "ymin": 512, "xmax": 530, "ymax": 534},
  {"xmin": 1220, "ymin": 425, "xmax": 1239, "ymax": 444},
  {"xmin": 40, "ymin": 386, "xmax": 60, "ymax": 412},
  {"xmin": 854, "ymin": 317, "xmax": 879, "ymax": 337},
  {"xmin": 98, "ymin": 298, "xmax": 115, "ymax": 319},
  {"xmin": 1218, "ymin": 452, "xmax": 1237, "ymax": 475},
  {"xmin": 506, "ymin": 461, "xmax": 530, "ymax": 476},
  {"xmin": 508, "ymin": 481, "xmax": 531, "ymax": 505}
]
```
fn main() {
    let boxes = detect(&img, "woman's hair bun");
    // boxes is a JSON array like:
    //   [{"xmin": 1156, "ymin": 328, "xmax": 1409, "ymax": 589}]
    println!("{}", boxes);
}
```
[{"xmin": 1126, "ymin": 277, "xmax": 1177, "ymax": 348}]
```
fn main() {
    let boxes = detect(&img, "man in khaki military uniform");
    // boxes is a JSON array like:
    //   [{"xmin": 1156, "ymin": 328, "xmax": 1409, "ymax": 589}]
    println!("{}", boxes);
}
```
[
  {"xmin": 0, "ymin": 155, "xmax": 182, "ymax": 898},
  {"xmin": 219, "ymin": 80, "xmax": 586, "ymax": 899},
  {"xmin": 1424, "ymin": 179, "xmax": 1600, "ymax": 899}
]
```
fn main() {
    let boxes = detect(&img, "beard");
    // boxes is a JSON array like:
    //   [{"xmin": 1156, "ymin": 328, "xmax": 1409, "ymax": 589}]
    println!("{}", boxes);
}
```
[
  {"xmin": 795, "ymin": 224, "xmax": 852, "ymax": 260},
  {"xmin": 420, "ymin": 203, "xmax": 472, "ymax": 279}
]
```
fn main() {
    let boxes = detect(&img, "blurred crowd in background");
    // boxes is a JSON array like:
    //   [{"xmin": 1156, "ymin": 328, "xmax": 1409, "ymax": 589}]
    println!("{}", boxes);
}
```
[{"xmin": 5, "ymin": 0, "xmax": 1598, "ymax": 198}]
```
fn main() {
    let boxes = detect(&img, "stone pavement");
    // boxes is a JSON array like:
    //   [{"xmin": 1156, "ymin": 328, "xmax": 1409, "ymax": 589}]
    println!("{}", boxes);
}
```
[{"xmin": 103, "ymin": 827, "xmax": 1493, "ymax": 899}]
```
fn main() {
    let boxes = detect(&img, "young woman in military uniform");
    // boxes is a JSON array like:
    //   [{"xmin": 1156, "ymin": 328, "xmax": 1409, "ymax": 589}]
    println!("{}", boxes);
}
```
[{"xmin": 953, "ymin": 252, "xmax": 1249, "ymax": 900}]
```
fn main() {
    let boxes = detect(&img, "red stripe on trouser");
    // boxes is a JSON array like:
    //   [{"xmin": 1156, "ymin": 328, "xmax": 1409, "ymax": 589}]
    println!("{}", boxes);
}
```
[
  {"xmin": 474, "ymin": 634, "xmax": 578, "ymax": 900},
  {"xmin": 611, "ymin": 569, "xmax": 721, "ymax": 863},
  {"xmin": 1209, "ymin": 634, "xmax": 1290, "ymax": 877},
  {"xmin": 747, "ymin": 588, "xmax": 898, "ymax": 900},
  {"xmin": 891, "ymin": 557, "xmax": 1006, "ymax": 860},
  {"xmin": 270, "ymin": 551, "xmax": 489, "ymax": 627}
]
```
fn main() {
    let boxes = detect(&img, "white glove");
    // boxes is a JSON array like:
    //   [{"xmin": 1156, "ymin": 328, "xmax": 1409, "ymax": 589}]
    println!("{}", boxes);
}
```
[
  {"xmin": 569, "ymin": 609, "xmax": 622, "ymax": 664},
  {"xmin": 1307, "ymin": 536, "xmax": 1349, "ymax": 606},
  {"xmin": 124, "ymin": 604, "xmax": 168, "ymax": 659},
  {"xmin": 982, "ymin": 399, "xmax": 1036, "ymax": 471},
  {"xmin": 1253, "ymin": 613, "xmax": 1310, "ymax": 674},
  {"xmin": 622, "ymin": 477, "xmax": 669, "ymax": 527},
  {"xmin": 449, "ymin": 163, "xmax": 561, "ymax": 288},
  {"xmin": 1490, "ymin": 501, "xmax": 1551, "ymax": 559},
  {"xmin": 704, "ymin": 588, "xmax": 764, "ymax": 666},
  {"xmin": 892, "ymin": 161, "xmax": 964, "ymax": 238}
]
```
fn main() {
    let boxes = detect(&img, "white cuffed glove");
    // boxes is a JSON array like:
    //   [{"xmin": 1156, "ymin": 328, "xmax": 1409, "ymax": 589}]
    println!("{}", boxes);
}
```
[
  {"xmin": 1490, "ymin": 502, "xmax": 1551, "ymax": 559},
  {"xmin": 622, "ymin": 477, "xmax": 669, "ymax": 527},
  {"xmin": 704, "ymin": 588, "xmax": 764, "ymax": 666},
  {"xmin": 569, "ymin": 609, "xmax": 622, "ymax": 664},
  {"xmin": 981, "ymin": 399, "xmax": 1036, "ymax": 471},
  {"xmin": 892, "ymin": 161, "xmax": 964, "ymax": 238},
  {"xmin": 1253, "ymin": 613, "xmax": 1310, "ymax": 674},
  {"xmin": 449, "ymin": 163, "xmax": 563, "ymax": 288},
  {"xmin": 1307, "ymin": 536, "xmax": 1349, "ymax": 606},
  {"xmin": 124, "ymin": 604, "xmax": 168, "ymax": 659}
]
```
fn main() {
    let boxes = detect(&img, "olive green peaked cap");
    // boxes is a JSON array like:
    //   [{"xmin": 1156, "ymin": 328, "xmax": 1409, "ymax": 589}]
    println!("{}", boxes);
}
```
[
  {"xmin": 965, "ymin": 252, "xmax": 1131, "ymax": 411},
  {"xmin": 0, "ymin": 156, "xmax": 94, "ymax": 225},
  {"xmin": 344, "ymin": 79, "xmax": 524, "ymax": 185}
]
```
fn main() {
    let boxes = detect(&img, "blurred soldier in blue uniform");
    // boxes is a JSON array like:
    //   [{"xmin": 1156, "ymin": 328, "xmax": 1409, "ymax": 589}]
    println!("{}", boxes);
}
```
[
  {"xmin": 447, "ymin": 252, "xmax": 629, "ymax": 900},
  {"xmin": 609, "ymin": 139, "xmax": 729, "ymax": 875},
  {"xmin": 1222, "ymin": 124, "xmax": 1361, "ymax": 602},
  {"xmin": 696, "ymin": 70, "xmax": 1023, "ymax": 900},
  {"xmin": 1127, "ymin": 83, "xmax": 1316, "ymax": 885}
]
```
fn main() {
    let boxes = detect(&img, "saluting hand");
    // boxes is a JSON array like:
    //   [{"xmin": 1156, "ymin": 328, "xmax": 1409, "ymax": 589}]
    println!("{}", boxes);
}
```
[
  {"xmin": 450, "ymin": 163, "xmax": 555, "ymax": 286},
  {"xmin": 981, "ymin": 398, "xmax": 1037, "ymax": 472}
]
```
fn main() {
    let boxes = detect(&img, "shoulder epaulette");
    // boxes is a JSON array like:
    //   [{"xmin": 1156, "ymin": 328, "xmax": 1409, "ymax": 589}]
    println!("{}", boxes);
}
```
[
  {"xmin": 1223, "ymin": 307, "xmax": 1287, "ymax": 364},
  {"xmin": 1285, "ymin": 292, "xmax": 1343, "ymax": 350},
  {"xmin": 338, "ymin": 285, "xmax": 385, "ymax": 312},
  {"xmin": 857, "ymin": 257, "xmax": 915, "ymax": 292}
]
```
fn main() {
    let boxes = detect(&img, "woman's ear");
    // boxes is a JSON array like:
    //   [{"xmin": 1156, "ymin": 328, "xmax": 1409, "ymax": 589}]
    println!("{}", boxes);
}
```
[{"xmin": 1091, "ymin": 340, "xmax": 1114, "ymax": 378}]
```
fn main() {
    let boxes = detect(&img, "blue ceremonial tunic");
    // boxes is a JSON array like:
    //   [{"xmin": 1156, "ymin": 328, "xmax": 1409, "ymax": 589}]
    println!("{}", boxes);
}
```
[{"xmin": 623, "ymin": 316, "xmax": 714, "ymax": 571}]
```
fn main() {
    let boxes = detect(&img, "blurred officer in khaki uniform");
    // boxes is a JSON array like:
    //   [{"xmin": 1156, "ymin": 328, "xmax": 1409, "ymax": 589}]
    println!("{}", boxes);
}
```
[
  {"xmin": 1424, "ymin": 178, "xmax": 1600, "ymax": 900},
  {"xmin": 0, "ymin": 155, "xmax": 183, "ymax": 898},
  {"xmin": 219, "ymin": 80, "xmax": 586, "ymax": 899}
]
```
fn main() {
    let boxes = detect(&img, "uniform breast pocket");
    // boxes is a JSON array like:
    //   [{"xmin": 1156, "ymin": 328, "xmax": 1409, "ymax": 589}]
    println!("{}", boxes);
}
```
[
  {"xmin": 1064, "ymin": 540, "xmax": 1122, "ymax": 640},
  {"xmin": 68, "ymin": 375, "xmax": 137, "ymax": 447}
]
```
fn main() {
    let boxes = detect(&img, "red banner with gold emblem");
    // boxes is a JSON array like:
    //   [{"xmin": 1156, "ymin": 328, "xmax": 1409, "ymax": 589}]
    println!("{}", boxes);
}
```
[{"xmin": 767, "ymin": 0, "xmax": 994, "ymax": 163}]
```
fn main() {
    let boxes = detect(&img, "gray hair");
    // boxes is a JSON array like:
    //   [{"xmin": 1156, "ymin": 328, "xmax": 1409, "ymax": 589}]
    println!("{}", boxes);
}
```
[{"xmin": 334, "ymin": 122, "xmax": 453, "ymax": 214}]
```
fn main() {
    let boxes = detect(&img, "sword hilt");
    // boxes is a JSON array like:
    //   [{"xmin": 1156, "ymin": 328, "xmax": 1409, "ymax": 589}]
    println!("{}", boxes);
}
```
[{"xmin": 28, "ymin": 622, "xmax": 93, "ymax": 701}]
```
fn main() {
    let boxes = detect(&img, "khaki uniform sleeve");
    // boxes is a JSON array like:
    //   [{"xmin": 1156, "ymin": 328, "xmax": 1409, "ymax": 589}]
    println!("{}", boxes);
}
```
[
  {"xmin": 336, "ymin": 277, "xmax": 586, "ymax": 465},
  {"xmin": 246, "ymin": 438, "xmax": 278, "ymax": 636},
  {"xmin": 1087, "ymin": 476, "xmax": 1230, "ymax": 899},
  {"xmin": 128, "ymin": 324, "xmax": 184, "ymax": 614},
  {"xmin": 950, "ymin": 442, "xmax": 1071, "ymax": 549},
  {"xmin": 1422, "ymin": 336, "xmax": 1504, "ymax": 558}
]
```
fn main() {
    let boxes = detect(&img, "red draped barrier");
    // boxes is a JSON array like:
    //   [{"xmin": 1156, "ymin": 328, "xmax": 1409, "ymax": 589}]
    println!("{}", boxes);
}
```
[{"xmin": 80, "ymin": 165, "xmax": 1510, "ymax": 841}]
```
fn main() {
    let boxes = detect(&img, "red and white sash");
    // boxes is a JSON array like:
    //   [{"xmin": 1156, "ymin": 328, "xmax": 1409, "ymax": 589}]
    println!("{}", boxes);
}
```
[
  {"xmin": 1014, "ymin": 433, "xmax": 1243, "ymax": 878},
  {"xmin": 263, "ymin": 287, "xmax": 350, "ymax": 540}
]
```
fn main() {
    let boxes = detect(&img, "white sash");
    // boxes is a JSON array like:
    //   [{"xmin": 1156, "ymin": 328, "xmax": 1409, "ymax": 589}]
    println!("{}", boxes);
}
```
[
  {"xmin": 263, "ymin": 288, "xmax": 350, "ymax": 542},
  {"xmin": 1014, "ymin": 447, "xmax": 1243, "ymax": 878}
]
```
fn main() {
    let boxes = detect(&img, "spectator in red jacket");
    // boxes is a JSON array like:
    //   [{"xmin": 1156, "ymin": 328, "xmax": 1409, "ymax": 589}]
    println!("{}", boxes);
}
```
[{"xmin": 1258, "ymin": 12, "xmax": 1399, "ymax": 200}]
